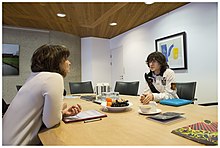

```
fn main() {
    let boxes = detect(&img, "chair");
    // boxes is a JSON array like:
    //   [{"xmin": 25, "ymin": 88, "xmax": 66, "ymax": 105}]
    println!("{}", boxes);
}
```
[
  {"xmin": 114, "ymin": 81, "xmax": 139, "ymax": 96},
  {"xmin": 69, "ymin": 81, "xmax": 94, "ymax": 94},
  {"xmin": 176, "ymin": 82, "xmax": 197, "ymax": 102},
  {"xmin": 16, "ymin": 85, "xmax": 22, "ymax": 91},
  {"xmin": 2, "ymin": 99, "xmax": 10, "ymax": 116},
  {"xmin": 63, "ymin": 89, "xmax": 67, "ymax": 96}
]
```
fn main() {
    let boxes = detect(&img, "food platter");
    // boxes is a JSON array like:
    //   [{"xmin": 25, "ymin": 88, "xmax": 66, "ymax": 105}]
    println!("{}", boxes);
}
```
[{"xmin": 101, "ymin": 102, "xmax": 133, "ymax": 112}]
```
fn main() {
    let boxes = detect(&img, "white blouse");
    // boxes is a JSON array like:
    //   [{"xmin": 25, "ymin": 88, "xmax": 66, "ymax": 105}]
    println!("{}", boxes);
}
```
[
  {"xmin": 144, "ymin": 69, "xmax": 179, "ymax": 101},
  {"xmin": 3, "ymin": 72, "xmax": 64, "ymax": 145}
]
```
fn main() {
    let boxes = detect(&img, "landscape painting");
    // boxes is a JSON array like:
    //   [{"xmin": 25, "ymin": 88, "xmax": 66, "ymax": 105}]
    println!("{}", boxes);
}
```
[{"xmin": 2, "ymin": 44, "xmax": 19, "ymax": 76}]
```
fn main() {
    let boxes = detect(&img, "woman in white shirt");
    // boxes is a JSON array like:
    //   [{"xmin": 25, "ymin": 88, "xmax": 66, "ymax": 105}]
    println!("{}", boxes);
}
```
[
  {"xmin": 140, "ymin": 52, "xmax": 178, "ymax": 104},
  {"xmin": 3, "ymin": 44, "xmax": 82, "ymax": 145}
]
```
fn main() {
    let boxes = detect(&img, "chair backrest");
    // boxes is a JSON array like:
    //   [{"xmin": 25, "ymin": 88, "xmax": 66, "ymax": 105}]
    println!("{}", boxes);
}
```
[
  {"xmin": 176, "ymin": 82, "xmax": 196, "ymax": 100},
  {"xmin": 2, "ymin": 99, "xmax": 9, "ymax": 116},
  {"xmin": 63, "ymin": 89, "xmax": 67, "ymax": 96},
  {"xmin": 69, "ymin": 81, "xmax": 94, "ymax": 94},
  {"xmin": 114, "ymin": 81, "xmax": 139, "ymax": 96},
  {"xmin": 16, "ymin": 85, "xmax": 22, "ymax": 91}
]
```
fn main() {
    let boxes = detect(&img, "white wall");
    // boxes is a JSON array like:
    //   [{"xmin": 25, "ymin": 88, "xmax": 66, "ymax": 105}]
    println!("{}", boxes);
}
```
[
  {"xmin": 3, "ymin": 28, "xmax": 81, "ymax": 103},
  {"xmin": 81, "ymin": 37, "xmax": 111, "ymax": 90},
  {"xmin": 109, "ymin": 3, "xmax": 218, "ymax": 104}
]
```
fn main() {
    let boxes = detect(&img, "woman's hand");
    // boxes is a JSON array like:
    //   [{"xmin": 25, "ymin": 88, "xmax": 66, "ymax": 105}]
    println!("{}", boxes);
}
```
[
  {"xmin": 140, "ymin": 94, "xmax": 146, "ymax": 103},
  {"xmin": 140, "ymin": 93, "xmax": 154, "ymax": 104},
  {"xmin": 62, "ymin": 104, "xmax": 82, "ymax": 117}
]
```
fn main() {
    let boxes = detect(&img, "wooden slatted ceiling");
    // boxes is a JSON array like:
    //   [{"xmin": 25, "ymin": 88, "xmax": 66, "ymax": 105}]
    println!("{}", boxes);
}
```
[{"xmin": 3, "ymin": 2, "xmax": 189, "ymax": 39}]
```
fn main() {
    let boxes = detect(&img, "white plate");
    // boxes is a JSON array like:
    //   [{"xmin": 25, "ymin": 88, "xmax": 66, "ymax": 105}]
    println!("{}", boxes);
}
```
[
  {"xmin": 138, "ymin": 109, "xmax": 161, "ymax": 115},
  {"xmin": 101, "ymin": 102, "xmax": 133, "ymax": 112}
]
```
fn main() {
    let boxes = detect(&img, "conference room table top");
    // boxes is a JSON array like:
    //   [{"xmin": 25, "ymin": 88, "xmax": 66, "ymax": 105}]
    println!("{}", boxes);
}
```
[{"xmin": 38, "ymin": 94, "xmax": 218, "ymax": 146}]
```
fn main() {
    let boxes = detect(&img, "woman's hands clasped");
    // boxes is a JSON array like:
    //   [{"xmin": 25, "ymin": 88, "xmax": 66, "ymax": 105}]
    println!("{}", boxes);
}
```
[{"xmin": 140, "ymin": 93, "xmax": 154, "ymax": 104}]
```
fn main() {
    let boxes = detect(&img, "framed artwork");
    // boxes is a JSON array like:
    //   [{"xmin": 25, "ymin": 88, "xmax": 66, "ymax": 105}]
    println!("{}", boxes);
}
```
[
  {"xmin": 2, "ymin": 44, "xmax": 20, "ymax": 76},
  {"xmin": 155, "ymin": 32, "xmax": 187, "ymax": 70}
]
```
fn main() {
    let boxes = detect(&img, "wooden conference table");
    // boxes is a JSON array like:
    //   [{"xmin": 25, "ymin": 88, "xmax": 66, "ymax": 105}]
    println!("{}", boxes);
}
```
[{"xmin": 38, "ymin": 95, "xmax": 218, "ymax": 146}]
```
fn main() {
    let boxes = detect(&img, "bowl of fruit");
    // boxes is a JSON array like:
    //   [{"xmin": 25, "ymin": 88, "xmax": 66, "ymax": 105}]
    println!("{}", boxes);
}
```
[{"xmin": 101, "ymin": 98, "xmax": 133, "ymax": 112}]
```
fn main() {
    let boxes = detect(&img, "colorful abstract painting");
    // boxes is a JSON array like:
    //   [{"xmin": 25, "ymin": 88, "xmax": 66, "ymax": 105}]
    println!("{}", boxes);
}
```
[{"xmin": 155, "ymin": 32, "xmax": 187, "ymax": 70}]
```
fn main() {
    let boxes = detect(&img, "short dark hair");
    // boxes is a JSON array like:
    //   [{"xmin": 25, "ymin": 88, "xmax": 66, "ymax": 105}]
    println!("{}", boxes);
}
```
[
  {"xmin": 31, "ymin": 44, "xmax": 70, "ymax": 76},
  {"xmin": 146, "ymin": 51, "xmax": 169, "ymax": 72}
]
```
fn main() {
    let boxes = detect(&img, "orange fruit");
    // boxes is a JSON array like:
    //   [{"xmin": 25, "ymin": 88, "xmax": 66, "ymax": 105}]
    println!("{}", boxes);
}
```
[
  {"xmin": 106, "ymin": 98, "xmax": 112, "ymax": 102},
  {"xmin": 107, "ymin": 102, "xmax": 112, "ymax": 106}
]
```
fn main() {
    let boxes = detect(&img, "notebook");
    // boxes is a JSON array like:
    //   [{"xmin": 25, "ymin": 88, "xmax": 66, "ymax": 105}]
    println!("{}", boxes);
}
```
[
  {"xmin": 171, "ymin": 120, "xmax": 218, "ymax": 145},
  {"xmin": 63, "ymin": 109, "xmax": 107, "ymax": 123},
  {"xmin": 147, "ymin": 112, "xmax": 185, "ymax": 124},
  {"xmin": 159, "ymin": 98, "xmax": 192, "ymax": 106}
]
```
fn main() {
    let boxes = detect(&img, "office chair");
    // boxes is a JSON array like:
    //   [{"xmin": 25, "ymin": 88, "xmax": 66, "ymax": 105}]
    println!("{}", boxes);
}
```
[
  {"xmin": 114, "ymin": 81, "xmax": 139, "ymax": 96},
  {"xmin": 2, "ymin": 99, "xmax": 10, "ymax": 117},
  {"xmin": 176, "ymin": 82, "xmax": 197, "ymax": 103},
  {"xmin": 69, "ymin": 81, "xmax": 94, "ymax": 94},
  {"xmin": 16, "ymin": 85, "xmax": 22, "ymax": 91},
  {"xmin": 63, "ymin": 89, "xmax": 67, "ymax": 96}
]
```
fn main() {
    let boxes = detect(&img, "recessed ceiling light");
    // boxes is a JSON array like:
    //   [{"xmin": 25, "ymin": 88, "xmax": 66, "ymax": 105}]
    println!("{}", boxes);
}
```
[
  {"xmin": 57, "ymin": 13, "xmax": 66, "ymax": 18},
  {"xmin": 109, "ymin": 22, "xmax": 117, "ymax": 26},
  {"xmin": 145, "ymin": 2, "xmax": 154, "ymax": 5}
]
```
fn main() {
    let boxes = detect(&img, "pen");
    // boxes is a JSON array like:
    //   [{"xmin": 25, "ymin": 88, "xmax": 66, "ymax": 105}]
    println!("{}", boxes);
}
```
[{"xmin": 84, "ymin": 118, "xmax": 102, "ymax": 123}]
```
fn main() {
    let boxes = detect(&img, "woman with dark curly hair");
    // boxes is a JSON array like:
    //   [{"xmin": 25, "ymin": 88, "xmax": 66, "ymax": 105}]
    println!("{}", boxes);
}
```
[
  {"xmin": 3, "ymin": 44, "xmax": 82, "ymax": 145},
  {"xmin": 140, "ymin": 51, "xmax": 178, "ymax": 104}
]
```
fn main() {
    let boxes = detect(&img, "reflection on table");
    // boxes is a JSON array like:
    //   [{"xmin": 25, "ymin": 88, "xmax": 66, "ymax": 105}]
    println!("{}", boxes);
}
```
[{"xmin": 38, "ymin": 95, "xmax": 218, "ymax": 146}]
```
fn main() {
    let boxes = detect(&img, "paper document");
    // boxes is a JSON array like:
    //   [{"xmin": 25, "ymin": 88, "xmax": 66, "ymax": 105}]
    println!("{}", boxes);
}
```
[{"xmin": 63, "ymin": 110, "xmax": 107, "ymax": 123}]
